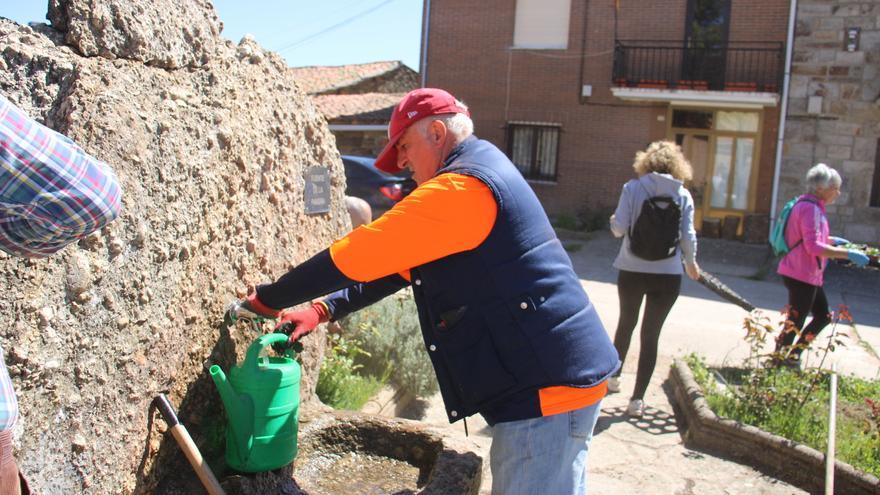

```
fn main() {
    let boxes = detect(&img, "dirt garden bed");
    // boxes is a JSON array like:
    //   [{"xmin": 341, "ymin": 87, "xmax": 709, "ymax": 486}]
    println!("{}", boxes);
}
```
[{"xmin": 668, "ymin": 358, "xmax": 880, "ymax": 495}]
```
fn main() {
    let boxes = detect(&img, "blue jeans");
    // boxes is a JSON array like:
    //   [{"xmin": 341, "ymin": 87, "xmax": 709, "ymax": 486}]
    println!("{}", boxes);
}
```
[{"xmin": 489, "ymin": 400, "xmax": 602, "ymax": 495}]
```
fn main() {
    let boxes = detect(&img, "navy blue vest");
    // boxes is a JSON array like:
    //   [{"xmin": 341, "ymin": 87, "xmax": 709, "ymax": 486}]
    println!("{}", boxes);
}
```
[{"xmin": 412, "ymin": 137, "xmax": 619, "ymax": 425}]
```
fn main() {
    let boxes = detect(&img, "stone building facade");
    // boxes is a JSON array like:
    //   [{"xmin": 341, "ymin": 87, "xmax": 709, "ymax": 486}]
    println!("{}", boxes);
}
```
[{"xmin": 779, "ymin": 1, "xmax": 880, "ymax": 242}]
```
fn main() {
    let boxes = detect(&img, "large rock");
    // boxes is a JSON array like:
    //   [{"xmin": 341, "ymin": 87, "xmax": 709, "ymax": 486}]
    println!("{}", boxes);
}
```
[
  {"xmin": 47, "ymin": 0, "xmax": 223, "ymax": 68},
  {"xmin": 0, "ymin": 4, "xmax": 350, "ymax": 493}
]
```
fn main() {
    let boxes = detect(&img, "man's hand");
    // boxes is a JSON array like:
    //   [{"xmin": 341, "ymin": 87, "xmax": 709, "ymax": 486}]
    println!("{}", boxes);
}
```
[
  {"xmin": 226, "ymin": 293, "xmax": 281, "ymax": 322},
  {"xmin": 829, "ymin": 236, "xmax": 850, "ymax": 247},
  {"xmin": 847, "ymin": 249, "xmax": 869, "ymax": 267},
  {"xmin": 274, "ymin": 302, "xmax": 331, "ymax": 343},
  {"xmin": 685, "ymin": 261, "xmax": 701, "ymax": 281}
]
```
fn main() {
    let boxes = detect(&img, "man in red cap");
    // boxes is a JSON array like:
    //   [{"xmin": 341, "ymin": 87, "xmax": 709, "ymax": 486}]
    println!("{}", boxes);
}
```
[{"xmin": 230, "ymin": 88, "xmax": 619, "ymax": 494}]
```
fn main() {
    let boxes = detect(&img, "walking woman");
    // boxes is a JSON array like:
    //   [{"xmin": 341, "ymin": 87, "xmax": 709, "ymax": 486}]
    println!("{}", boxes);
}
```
[
  {"xmin": 608, "ymin": 141, "xmax": 700, "ymax": 417},
  {"xmin": 774, "ymin": 163, "xmax": 868, "ymax": 366}
]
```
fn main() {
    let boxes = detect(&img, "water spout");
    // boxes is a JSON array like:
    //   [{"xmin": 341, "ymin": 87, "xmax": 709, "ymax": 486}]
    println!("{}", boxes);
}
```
[{"xmin": 209, "ymin": 365, "xmax": 254, "ymax": 465}]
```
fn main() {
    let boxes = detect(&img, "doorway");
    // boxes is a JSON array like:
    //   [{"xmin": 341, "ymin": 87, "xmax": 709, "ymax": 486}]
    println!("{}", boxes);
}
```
[
  {"xmin": 670, "ymin": 107, "xmax": 762, "ymax": 232},
  {"xmin": 683, "ymin": 0, "xmax": 732, "ymax": 90}
]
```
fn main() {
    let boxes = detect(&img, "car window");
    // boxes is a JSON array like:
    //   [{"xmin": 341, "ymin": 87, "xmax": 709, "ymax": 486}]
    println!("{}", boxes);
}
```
[{"xmin": 344, "ymin": 156, "xmax": 394, "ymax": 181}]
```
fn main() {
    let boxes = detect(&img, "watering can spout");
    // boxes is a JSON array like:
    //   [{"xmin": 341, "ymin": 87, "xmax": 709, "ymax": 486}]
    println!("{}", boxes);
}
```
[{"xmin": 210, "ymin": 364, "xmax": 253, "ymax": 462}]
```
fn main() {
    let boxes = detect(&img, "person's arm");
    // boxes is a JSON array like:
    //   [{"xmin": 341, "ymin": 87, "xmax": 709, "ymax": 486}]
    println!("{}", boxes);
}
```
[
  {"xmin": 247, "ymin": 173, "xmax": 497, "ymax": 314},
  {"xmin": 270, "ymin": 272, "xmax": 411, "ymax": 342},
  {"xmin": 0, "ymin": 96, "xmax": 122, "ymax": 258},
  {"xmin": 792, "ymin": 203, "xmax": 866, "ymax": 266},
  {"xmin": 609, "ymin": 182, "xmax": 631, "ymax": 238},
  {"xmin": 679, "ymin": 190, "xmax": 700, "ymax": 279}
]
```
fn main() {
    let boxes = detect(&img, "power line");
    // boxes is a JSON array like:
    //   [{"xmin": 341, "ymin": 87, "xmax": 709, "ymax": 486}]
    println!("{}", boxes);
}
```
[
  {"xmin": 275, "ymin": 0, "xmax": 397, "ymax": 54},
  {"xmin": 261, "ymin": 0, "xmax": 362, "ymax": 45}
]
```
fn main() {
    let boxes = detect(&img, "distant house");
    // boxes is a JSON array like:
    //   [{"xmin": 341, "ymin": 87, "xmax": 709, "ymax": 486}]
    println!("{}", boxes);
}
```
[
  {"xmin": 422, "ymin": 0, "xmax": 790, "ymax": 240},
  {"xmin": 290, "ymin": 61, "xmax": 419, "ymax": 156}
]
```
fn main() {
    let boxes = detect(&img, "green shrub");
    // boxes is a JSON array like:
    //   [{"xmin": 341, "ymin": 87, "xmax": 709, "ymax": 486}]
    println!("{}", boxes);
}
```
[
  {"xmin": 685, "ymin": 354, "xmax": 880, "ymax": 478},
  {"xmin": 551, "ymin": 214, "xmax": 582, "ymax": 231},
  {"xmin": 315, "ymin": 333, "xmax": 384, "ymax": 410},
  {"xmin": 577, "ymin": 204, "xmax": 615, "ymax": 232},
  {"xmin": 340, "ymin": 289, "xmax": 439, "ymax": 399}
]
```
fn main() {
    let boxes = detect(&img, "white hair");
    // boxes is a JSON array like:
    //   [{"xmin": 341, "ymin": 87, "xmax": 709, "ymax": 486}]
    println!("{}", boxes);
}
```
[
  {"xmin": 805, "ymin": 163, "xmax": 842, "ymax": 193},
  {"xmin": 415, "ymin": 111, "xmax": 474, "ymax": 142}
]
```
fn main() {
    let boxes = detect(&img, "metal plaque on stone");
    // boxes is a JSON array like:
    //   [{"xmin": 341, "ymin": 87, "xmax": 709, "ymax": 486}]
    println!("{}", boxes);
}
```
[{"xmin": 304, "ymin": 166, "xmax": 330, "ymax": 215}]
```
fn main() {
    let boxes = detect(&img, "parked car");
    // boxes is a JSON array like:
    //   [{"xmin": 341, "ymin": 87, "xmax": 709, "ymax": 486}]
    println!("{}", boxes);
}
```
[{"xmin": 341, "ymin": 155, "xmax": 415, "ymax": 216}]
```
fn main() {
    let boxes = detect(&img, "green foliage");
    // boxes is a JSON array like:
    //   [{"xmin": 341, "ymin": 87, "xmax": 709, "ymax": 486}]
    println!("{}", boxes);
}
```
[
  {"xmin": 315, "ymin": 333, "xmax": 384, "ymax": 410},
  {"xmin": 563, "ymin": 242, "xmax": 583, "ymax": 253},
  {"xmin": 551, "ymin": 214, "xmax": 581, "ymax": 231},
  {"xmin": 685, "ymin": 345, "xmax": 880, "ymax": 478},
  {"xmin": 577, "ymin": 204, "xmax": 615, "ymax": 233},
  {"xmin": 341, "ymin": 289, "xmax": 439, "ymax": 399}
]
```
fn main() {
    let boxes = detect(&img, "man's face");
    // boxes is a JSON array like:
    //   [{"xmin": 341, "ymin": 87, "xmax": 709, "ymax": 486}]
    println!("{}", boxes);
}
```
[{"xmin": 395, "ymin": 120, "xmax": 444, "ymax": 185}]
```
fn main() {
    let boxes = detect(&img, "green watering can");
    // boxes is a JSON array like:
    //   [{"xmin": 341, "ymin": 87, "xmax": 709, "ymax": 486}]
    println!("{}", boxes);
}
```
[{"xmin": 209, "ymin": 333, "xmax": 301, "ymax": 472}]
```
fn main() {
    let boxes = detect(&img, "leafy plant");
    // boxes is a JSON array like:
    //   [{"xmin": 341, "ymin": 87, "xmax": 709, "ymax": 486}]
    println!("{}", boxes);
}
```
[
  {"xmin": 684, "ymin": 304, "xmax": 880, "ymax": 478},
  {"xmin": 551, "ymin": 214, "xmax": 582, "ymax": 231},
  {"xmin": 577, "ymin": 204, "xmax": 615, "ymax": 233},
  {"xmin": 315, "ymin": 333, "xmax": 384, "ymax": 410},
  {"xmin": 340, "ymin": 289, "xmax": 438, "ymax": 399}
]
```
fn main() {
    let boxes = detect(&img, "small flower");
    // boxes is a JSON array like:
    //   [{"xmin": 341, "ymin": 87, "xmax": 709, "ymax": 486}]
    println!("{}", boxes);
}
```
[{"xmin": 837, "ymin": 304, "xmax": 854, "ymax": 323}]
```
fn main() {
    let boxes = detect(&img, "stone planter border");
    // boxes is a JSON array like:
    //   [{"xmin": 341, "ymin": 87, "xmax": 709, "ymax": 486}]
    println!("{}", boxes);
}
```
[{"xmin": 669, "ymin": 359, "xmax": 880, "ymax": 495}]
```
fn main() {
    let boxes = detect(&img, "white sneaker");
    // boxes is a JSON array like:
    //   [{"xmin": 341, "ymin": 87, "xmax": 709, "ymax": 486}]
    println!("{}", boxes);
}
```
[
  {"xmin": 607, "ymin": 376, "xmax": 621, "ymax": 393},
  {"xmin": 626, "ymin": 399, "xmax": 645, "ymax": 417}
]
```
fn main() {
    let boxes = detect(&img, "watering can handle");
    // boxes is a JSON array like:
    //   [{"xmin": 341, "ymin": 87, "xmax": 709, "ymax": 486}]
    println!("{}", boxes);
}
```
[{"xmin": 242, "ymin": 333, "xmax": 293, "ymax": 369}]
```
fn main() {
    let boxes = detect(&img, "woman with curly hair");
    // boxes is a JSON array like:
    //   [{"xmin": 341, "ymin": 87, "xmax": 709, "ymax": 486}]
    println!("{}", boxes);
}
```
[{"xmin": 608, "ymin": 140, "xmax": 700, "ymax": 417}]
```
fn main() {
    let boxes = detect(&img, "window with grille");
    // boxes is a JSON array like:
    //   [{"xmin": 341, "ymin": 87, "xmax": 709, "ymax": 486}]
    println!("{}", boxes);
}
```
[{"xmin": 507, "ymin": 123, "xmax": 560, "ymax": 182}]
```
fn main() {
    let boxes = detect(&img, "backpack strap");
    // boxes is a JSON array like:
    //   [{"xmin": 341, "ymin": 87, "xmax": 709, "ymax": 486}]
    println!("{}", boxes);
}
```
[{"xmin": 627, "ymin": 180, "xmax": 649, "ymax": 239}]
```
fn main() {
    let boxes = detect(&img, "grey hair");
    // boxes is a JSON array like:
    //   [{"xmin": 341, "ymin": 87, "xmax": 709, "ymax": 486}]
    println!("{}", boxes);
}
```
[
  {"xmin": 415, "ymin": 111, "xmax": 474, "ymax": 141},
  {"xmin": 805, "ymin": 163, "xmax": 842, "ymax": 193}
]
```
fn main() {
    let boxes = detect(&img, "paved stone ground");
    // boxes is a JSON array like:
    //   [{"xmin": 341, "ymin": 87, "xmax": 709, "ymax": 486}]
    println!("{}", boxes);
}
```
[{"xmin": 364, "ymin": 231, "xmax": 880, "ymax": 494}]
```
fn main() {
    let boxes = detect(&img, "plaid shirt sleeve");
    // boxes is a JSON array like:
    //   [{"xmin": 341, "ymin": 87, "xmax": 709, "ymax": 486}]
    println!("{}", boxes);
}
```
[
  {"xmin": 0, "ymin": 95, "xmax": 123, "ymax": 430},
  {"xmin": 0, "ymin": 94, "xmax": 122, "ymax": 258}
]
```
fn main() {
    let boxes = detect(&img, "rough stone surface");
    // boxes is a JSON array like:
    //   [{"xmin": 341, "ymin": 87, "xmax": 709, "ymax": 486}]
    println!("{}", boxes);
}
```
[
  {"xmin": 294, "ymin": 410, "xmax": 482, "ymax": 495},
  {"xmin": 779, "ymin": 1, "xmax": 880, "ymax": 243},
  {"xmin": 47, "ymin": 0, "xmax": 224, "ymax": 69},
  {"xmin": 204, "ymin": 408, "xmax": 482, "ymax": 495},
  {"xmin": 0, "ymin": 4, "xmax": 350, "ymax": 493}
]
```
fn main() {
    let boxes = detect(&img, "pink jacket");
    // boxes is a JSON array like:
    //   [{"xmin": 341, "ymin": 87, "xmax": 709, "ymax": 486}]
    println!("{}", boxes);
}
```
[{"xmin": 777, "ymin": 194, "xmax": 830, "ymax": 286}]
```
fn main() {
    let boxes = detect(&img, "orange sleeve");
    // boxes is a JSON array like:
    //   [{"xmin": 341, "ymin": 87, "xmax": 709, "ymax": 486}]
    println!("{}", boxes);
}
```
[{"xmin": 329, "ymin": 173, "xmax": 497, "ymax": 282}]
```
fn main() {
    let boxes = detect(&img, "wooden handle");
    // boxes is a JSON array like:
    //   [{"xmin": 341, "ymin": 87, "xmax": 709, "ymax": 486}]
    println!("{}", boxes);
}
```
[{"xmin": 170, "ymin": 425, "xmax": 225, "ymax": 495}]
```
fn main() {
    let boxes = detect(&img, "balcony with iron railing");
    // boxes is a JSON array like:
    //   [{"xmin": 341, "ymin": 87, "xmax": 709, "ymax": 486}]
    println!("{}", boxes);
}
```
[{"xmin": 612, "ymin": 40, "xmax": 784, "ymax": 93}]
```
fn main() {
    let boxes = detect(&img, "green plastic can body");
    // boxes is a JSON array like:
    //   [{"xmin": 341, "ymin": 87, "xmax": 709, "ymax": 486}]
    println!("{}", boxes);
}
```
[{"xmin": 227, "ymin": 355, "xmax": 301, "ymax": 472}]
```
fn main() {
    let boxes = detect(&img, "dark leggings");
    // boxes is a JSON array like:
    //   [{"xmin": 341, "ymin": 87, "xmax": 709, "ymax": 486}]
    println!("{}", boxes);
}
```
[
  {"xmin": 612, "ymin": 270, "xmax": 681, "ymax": 401},
  {"xmin": 776, "ymin": 275, "xmax": 831, "ymax": 357}
]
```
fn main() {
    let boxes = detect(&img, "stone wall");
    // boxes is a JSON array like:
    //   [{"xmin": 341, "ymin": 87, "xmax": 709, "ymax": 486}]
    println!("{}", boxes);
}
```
[
  {"xmin": 0, "ymin": 1, "xmax": 349, "ymax": 492},
  {"xmin": 780, "ymin": 1, "xmax": 880, "ymax": 242}
]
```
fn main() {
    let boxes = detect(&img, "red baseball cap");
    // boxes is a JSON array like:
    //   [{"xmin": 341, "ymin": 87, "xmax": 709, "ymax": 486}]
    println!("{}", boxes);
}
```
[{"xmin": 374, "ymin": 88, "xmax": 470, "ymax": 173}]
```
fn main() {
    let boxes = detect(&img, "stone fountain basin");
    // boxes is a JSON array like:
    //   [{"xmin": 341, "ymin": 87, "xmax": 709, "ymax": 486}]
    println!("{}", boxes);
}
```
[{"xmin": 293, "ymin": 410, "xmax": 483, "ymax": 494}]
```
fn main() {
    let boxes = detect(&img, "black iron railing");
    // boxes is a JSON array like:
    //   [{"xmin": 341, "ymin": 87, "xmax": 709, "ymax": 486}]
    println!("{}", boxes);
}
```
[{"xmin": 612, "ymin": 40, "xmax": 784, "ymax": 93}]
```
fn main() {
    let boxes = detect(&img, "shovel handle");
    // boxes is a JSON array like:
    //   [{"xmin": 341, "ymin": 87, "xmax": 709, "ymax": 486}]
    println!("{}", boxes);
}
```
[{"xmin": 154, "ymin": 395, "xmax": 226, "ymax": 495}]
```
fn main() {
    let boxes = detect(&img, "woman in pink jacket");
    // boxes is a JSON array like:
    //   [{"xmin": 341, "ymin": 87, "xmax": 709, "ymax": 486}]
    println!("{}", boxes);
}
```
[{"xmin": 775, "ymin": 163, "xmax": 868, "ymax": 366}]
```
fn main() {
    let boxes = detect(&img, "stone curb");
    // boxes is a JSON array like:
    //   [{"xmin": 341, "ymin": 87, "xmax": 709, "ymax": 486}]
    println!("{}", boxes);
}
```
[{"xmin": 669, "ymin": 359, "xmax": 880, "ymax": 495}]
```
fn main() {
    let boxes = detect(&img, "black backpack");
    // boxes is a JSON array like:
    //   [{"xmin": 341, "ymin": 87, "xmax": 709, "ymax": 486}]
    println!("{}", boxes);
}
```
[{"xmin": 628, "ymin": 185, "xmax": 682, "ymax": 261}]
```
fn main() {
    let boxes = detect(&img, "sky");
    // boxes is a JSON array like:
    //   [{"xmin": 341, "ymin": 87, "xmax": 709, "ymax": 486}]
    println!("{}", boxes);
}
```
[{"xmin": 1, "ymin": 0, "xmax": 423, "ymax": 70}]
